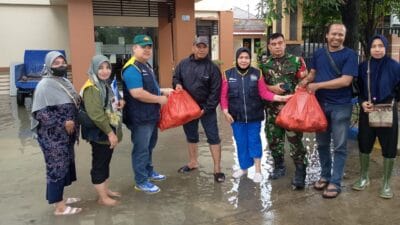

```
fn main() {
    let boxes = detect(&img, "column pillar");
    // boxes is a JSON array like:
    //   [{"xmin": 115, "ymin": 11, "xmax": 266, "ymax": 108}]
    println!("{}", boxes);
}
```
[
  {"xmin": 219, "ymin": 11, "xmax": 234, "ymax": 72},
  {"xmin": 67, "ymin": 0, "xmax": 95, "ymax": 90},
  {"xmin": 172, "ymin": 0, "xmax": 195, "ymax": 63},
  {"xmin": 158, "ymin": 17, "xmax": 174, "ymax": 88}
]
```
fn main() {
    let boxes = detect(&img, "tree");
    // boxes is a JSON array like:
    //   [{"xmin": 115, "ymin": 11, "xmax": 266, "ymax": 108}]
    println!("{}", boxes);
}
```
[
  {"xmin": 257, "ymin": 0, "xmax": 400, "ymax": 56},
  {"xmin": 359, "ymin": 0, "xmax": 400, "ymax": 55}
]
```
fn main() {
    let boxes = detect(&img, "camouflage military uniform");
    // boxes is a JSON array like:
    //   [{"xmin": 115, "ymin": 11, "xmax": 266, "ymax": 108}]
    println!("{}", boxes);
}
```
[{"xmin": 259, "ymin": 53, "xmax": 307, "ymax": 164}]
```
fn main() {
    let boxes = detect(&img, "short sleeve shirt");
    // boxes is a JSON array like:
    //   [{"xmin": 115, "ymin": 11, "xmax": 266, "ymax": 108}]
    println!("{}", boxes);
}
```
[
  {"xmin": 122, "ymin": 66, "xmax": 143, "ymax": 89},
  {"xmin": 311, "ymin": 47, "xmax": 358, "ymax": 104}
]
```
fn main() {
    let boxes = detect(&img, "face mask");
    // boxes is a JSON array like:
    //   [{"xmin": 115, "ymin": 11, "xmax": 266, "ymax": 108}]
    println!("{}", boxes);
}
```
[{"xmin": 51, "ymin": 65, "xmax": 67, "ymax": 77}]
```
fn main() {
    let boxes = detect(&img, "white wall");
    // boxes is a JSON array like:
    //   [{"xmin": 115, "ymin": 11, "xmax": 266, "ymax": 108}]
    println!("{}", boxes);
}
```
[
  {"xmin": 0, "ymin": 0, "xmax": 49, "ymax": 4},
  {"xmin": 0, "ymin": 4, "xmax": 69, "ymax": 67},
  {"xmin": 195, "ymin": 0, "xmax": 232, "ymax": 11}
]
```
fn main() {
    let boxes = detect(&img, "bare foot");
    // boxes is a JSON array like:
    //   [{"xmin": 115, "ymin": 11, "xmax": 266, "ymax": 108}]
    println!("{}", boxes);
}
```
[
  {"xmin": 107, "ymin": 190, "xmax": 122, "ymax": 198},
  {"xmin": 98, "ymin": 197, "xmax": 119, "ymax": 206}
]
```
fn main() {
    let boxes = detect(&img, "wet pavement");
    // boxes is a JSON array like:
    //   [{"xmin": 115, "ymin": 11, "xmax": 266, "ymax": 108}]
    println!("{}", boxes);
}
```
[{"xmin": 1, "ymin": 94, "xmax": 400, "ymax": 225}]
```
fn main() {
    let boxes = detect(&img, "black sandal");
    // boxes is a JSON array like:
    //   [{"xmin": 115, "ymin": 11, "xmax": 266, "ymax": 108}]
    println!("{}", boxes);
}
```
[
  {"xmin": 322, "ymin": 187, "xmax": 341, "ymax": 199},
  {"xmin": 214, "ymin": 172, "xmax": 225, "ymax": 183},
  {"xmin": 177, "ymin": 165, "xmax": 197, "ymax": 173}
]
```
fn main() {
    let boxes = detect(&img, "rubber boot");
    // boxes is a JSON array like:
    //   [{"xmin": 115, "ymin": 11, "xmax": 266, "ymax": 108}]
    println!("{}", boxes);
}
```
[
  {"xmin": 270, "ymin": 157, "xmax": 286, "ymax": 180},
  {"xmin": 291, "ymin": 161, "xmax": 307, "ymax": 190},
  {"xmin": 379, "ymin": 158, "xmax": 394, "ymax": 199},
  {"xmin": 352, "ymin": 153, "xmax": 370, "ymax": 191}
]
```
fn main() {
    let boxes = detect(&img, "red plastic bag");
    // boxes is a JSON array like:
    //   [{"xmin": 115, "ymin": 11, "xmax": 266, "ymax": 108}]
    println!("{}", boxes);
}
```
[
  {"xmin": 275, "ymin": 88, "xmax": 327, "ymax": 132},
  {"xmin": 158, "ymin": 89, "xmax": 202, "ymax": 131}
]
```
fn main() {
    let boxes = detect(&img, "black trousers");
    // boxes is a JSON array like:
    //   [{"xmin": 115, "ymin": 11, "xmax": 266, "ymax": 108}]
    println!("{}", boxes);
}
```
[
  {"xmin": 90, "ymin": 142, "xmax": 114, "ymax": 184},
  {"xmin": 358, "ymin": 105, "xmax": 398, "ymax": 158}
]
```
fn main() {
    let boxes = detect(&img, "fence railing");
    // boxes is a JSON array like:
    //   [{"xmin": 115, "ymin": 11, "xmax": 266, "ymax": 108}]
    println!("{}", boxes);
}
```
[{"xmin": 301, "ymin": 26, "xmax": 400, "ymax": 67}]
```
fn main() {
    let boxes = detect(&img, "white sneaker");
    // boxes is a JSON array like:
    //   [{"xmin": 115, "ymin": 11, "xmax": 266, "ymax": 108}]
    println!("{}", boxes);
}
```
[
  {"xmin": 253, "ymin": 173, "xmax": 263, "ymax": 183},
  {"xmin": 232, "ymin": 170, "xmax": 247, "ymax": 179}
]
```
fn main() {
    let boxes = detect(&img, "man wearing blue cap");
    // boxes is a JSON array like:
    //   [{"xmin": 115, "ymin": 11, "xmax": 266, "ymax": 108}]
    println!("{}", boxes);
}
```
[{"xmin": 122, "ymin": 34, "xmax": 172, "ymax": 193}]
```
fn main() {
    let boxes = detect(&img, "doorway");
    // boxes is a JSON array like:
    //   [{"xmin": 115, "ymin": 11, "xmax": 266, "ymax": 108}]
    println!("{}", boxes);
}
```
[{"xmin": 94, "ymin": 26, "xmax": 158, "ymax": 81}]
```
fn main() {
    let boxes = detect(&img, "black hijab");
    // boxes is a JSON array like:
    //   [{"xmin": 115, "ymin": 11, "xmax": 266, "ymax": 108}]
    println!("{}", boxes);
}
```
[
  {"xmin": 359, "ymin": 34, "xmax": 400, "ymax": 103},
  {"xmin": 235, "ymin": 47, "xmax": 251, "ymax": 74}
]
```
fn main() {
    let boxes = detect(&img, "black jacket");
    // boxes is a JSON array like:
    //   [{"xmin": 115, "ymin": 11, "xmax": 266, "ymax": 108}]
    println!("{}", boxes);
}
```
[{"xmin": 172, "ymin": 54, "xmax": 221, "ymax": 113}]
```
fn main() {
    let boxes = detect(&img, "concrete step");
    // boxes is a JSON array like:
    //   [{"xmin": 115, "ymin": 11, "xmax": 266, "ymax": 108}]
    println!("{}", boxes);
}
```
[
  {"xmin": 0, "ymin": 74, "xmax": 10, "ymax": 95},
  {"xmin": 0, "ymin": 90, "xmax": 8, "ymax": 95}
]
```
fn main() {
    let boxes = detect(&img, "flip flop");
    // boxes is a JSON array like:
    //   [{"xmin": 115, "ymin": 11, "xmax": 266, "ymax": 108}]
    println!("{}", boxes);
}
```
[
  {"xmin": 177, "ymin": 165, "xmax": 197, "ymax": 173},
  {"xmin": 214, "ymin": 172, "xmax": 225, "ymax": 183},
  {"xmin": 54, "ymin": 206, "xmax": 82, "ymax": 216},
  {"xmin": 65, "ymin": 197, "xmax": 81, "ymax": 205},
  {"xmin": 313, "ymin": 179, "xmax": 329, "ymax": 190},
  {"xmin": 322, "ymin": 188, "xmax": 341, "ymax": 199}
]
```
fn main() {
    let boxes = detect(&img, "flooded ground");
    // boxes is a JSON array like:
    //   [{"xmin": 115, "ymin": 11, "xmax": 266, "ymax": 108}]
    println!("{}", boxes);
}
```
[{"xmin": 1, "ymin": 95, "xmax": 400, "ymax": 225}]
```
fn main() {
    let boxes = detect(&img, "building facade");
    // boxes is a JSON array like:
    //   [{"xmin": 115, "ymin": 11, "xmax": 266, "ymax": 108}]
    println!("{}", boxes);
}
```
[{"xmin": 0, "ymin": 0, "xmax": 207, "ymax": 89}]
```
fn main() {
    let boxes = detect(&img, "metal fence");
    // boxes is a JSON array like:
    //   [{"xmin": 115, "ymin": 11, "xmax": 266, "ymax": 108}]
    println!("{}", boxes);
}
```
[{"xmin": 301, "ymin": 26, "xmax": 400, "ymax": 67}]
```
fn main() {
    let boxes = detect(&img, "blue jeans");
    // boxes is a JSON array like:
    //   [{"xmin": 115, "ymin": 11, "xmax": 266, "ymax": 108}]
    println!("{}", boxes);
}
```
[
  {"xmin": 316, "ymin": 103, "xmax": 352, "ymax": 190},
  {"xmin": 129, "ymin": 123, "xmax": 158, "ymax": 185}
]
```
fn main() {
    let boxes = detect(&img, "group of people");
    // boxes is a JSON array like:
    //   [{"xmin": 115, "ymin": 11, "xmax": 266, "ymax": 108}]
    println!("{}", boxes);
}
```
[
  {"xmin": 31, "ymin": 22, "xmax": 400, "ymax": 216},
  {"xmin": 299, "ymin": 23, "xmax": 400, "ymax": 199}
]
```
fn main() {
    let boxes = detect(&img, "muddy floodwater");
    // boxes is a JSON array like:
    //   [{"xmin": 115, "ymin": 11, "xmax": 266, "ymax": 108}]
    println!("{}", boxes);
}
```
[{"xmin": 0, "ymin": 95, "xmax": 399, "ymax": 225}]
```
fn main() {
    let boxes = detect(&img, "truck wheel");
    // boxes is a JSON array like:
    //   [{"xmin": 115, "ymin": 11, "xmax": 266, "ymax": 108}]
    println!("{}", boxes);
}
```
[{"xmin": 17, "ymin": 92, "xmax": 25, "ymax": 106}]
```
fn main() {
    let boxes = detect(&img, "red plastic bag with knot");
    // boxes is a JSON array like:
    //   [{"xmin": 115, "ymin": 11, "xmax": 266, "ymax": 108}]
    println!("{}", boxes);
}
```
[
  {"xmin": 158, "ymin": 89, "xmax": 202, "ymax": 131},
  {"xmin": 275, "ymin": 88, "xmax": 327, "ymax": 132}
]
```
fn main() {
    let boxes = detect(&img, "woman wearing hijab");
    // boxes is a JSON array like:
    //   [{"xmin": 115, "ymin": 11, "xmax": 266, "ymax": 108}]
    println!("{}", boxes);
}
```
[
  {"xmin": 81, "ymin": 55, "xmax": 124, "ymax": 206},
  {"xmin": 352, "ymin": 34, "xmax": 400, "ymax": 198},
  {"xmin": 32, "ymin": 51, "xmax": 81, "ymax": 215},
  {"xmin": 220, "ymin": 47, "xmax": 291, "ymax": 183}
]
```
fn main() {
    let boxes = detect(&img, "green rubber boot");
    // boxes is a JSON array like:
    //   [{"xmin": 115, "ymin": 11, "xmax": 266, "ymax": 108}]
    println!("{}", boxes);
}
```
[
  {"xmin": 379, "ymin": 158, "xmax": 394, "ymax": 199},
  {"xmin": 352, "ymin": 153, "xmax": 370, "ymax": 191}
]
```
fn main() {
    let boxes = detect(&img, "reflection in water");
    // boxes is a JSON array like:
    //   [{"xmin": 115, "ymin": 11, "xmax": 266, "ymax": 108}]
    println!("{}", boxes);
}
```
[
  {"xmin": 0, "ymin": 96, "xmax": 36, "ymax": 152},
  {"xmin": 227, "ymin": 123, "xmax": 325, "ymax": 214},
  {"xmin": 0, "ymin": 95, "xmax": 16, "ymax": 129},
  {"xmin": 16, "ymin": 99, "xmax": 36, "ymax": 151},
  {"xmin": 304, "ymin": 136, "xmax": 321, "ymax": 185},
  {"xmin": 304, "ymin": 135, "xmax": 339, "ymax": 185},
  {"xmin": 227, "ymin": 121, "xmax": 274, "ymax": 213}
]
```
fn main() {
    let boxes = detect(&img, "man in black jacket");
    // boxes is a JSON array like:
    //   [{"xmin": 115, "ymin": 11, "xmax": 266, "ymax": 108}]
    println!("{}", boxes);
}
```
[{"xmin": 172, "ymin": 36, "xmax": 225, "ymax": 182}]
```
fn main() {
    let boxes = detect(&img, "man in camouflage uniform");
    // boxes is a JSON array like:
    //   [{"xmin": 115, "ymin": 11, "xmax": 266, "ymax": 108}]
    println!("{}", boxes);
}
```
[{"xmin": 259, "ymin": 33, "xmax": 308, "ymax": 189}]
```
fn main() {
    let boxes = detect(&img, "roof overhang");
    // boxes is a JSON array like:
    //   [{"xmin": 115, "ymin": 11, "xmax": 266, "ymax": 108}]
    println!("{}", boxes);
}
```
[
  {"xmin": 233, "ymin": 32, "xmax": 266, "ymax": 35},
  {"xmin": 49, "ymin": 0, "xmax": 67, "ymax": 5},
  {"xmin": 92, "ymin": 0, "xmax": 176, "ymax": 20}
]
